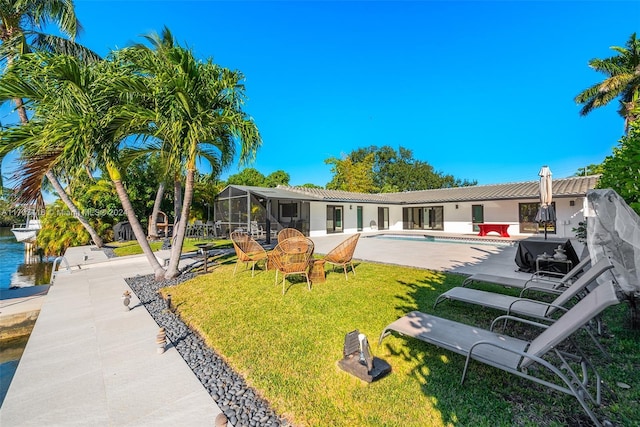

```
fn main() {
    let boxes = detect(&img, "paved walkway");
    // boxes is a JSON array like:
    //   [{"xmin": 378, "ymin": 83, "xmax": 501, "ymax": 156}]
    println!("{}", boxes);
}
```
[
  {"xmin": 0, "ymin": 247, "xmax": 221, "ymax": 426},
  {"xmin": 1, "ymin": 232, "xmax": 582, "ymax": 426}
]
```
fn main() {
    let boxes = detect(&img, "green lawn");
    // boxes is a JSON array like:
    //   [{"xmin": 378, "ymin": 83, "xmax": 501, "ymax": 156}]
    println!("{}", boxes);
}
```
[
  {"xmin": 162, "ymin": 258, "xmax": 640, "ymax": 427},
  {"xmin": 110, "ymin": 239, "xmax": 232, "ymax": 256}
]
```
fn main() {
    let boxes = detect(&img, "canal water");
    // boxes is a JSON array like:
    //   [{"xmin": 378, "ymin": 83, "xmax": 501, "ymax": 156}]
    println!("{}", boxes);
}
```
[
  {"xmin": 0, "ymin": 226, "xmax": 52, "ymax": 406},
  {"xmin": 0, "ymin": 227, "xmax": 51, "ymax": 290}
]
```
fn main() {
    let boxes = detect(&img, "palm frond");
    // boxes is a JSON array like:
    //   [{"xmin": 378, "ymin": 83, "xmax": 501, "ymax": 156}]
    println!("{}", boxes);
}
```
[
  {"xmin": 28, "ymin": 32, "xmax": 101, "ymax": 62},
  {"xmin": 576, "ymin": 32, "xmax": 640, "ymax": 125},
  {"xmin": 12, "ymin": 150, "xmax": 62, "ymax": 203}
]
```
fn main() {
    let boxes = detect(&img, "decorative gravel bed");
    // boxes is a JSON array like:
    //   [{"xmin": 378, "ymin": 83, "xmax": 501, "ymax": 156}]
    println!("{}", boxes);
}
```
[
  {"xmin": 125, "ymin": 273, "xmax": 289, "ymax": 427},
  {"xmin": 101, "ymin": 246, "xmax": 117, "ymax": 258}
]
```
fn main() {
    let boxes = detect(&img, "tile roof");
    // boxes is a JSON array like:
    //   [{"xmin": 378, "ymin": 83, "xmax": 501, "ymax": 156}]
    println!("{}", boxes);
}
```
[{"xmin": 276, "ymin": 175, "xmax": 600, "ymax": 204}]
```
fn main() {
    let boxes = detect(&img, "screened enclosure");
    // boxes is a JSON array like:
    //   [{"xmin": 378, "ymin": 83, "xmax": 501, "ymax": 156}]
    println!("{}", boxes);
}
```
[{"xmin": 213, "ymin": 185, "xmax": 313, "ymax": 241}]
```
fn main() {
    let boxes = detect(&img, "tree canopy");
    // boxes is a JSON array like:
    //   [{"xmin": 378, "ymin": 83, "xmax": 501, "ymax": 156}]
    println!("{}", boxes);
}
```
[
  {"xmin": 574, "ymin": 164, "xmax": 604, "ymax": 177},
  {"xmin": 596, "ymin": 119, "xmax": 640, "ymax": 214},
  {"xmin": 326, "ymin": 145, "xmax": 476, "ymax": 193},
  {"xmin": 226, "ymin": 167, "xmax": 290, "ymax": 187}
]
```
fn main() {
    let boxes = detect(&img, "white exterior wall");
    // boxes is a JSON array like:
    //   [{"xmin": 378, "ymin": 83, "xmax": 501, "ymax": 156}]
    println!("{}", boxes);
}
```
[
  {"xmin": 306, "ymin": 197, "xmax": 587, "ymax": 239},
  {"xmin": 308, "ymin": 202, "xmax": 327, "ymax": 237},
  {"xmin": 555, "ymin": 197, "xmax": 587, "ymax": 238},
  {"xmin": 307, "ymin": 202, "xmax": 400, "ymax": 236}
]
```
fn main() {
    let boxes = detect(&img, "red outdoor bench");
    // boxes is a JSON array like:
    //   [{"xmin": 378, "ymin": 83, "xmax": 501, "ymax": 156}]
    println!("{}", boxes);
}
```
[{"xmin": 477, "ymin": 223, "xmax": 510, "ymax": 237}]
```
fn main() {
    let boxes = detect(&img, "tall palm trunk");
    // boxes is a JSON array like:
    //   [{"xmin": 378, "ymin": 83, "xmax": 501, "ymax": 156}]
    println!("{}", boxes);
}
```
[
  {"xmin": 13, "ymin": 96, "xmax": 104, "ymax": 248},
  {"xmin": 172, "ymin": 178, "xmax": 183, "ymax": 246},
  {"xmin": 173, "ymin": 178, "xmax": 182, "ymax": 227},
  {"xmin": 165, "ymin": 169, "xmax": 194, "ymax": 279},
  {"xmin": 109, "ymin": 167, "xmax": 165, "ymax": 280},
  {"xmin": 45, "ymin": 170, "xmax": 104, "ymax": 247},
  {"xmin": 149, "ymin": 182, "xmax": 165, "ymax": 240},
  {"xmin": 14, "ymin": 98, "xmax": 29, "ymax": 124}
]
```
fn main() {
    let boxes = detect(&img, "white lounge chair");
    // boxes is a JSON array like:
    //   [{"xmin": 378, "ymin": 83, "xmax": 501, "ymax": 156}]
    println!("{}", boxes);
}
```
[{"xmin": 379, "ymin": 280, "xmax": 621, "ymax": 427}]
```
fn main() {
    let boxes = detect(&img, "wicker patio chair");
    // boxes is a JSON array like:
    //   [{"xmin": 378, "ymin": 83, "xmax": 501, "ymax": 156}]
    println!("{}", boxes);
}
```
[
  {"xmin": 277, "ymin": 227, "xmax": 304, "ymax": 242},
  {"xmin": 324, "ymin": 233, "xmax": 360, "ymax": 279},
  {"xmin": 269, "ymin": 236, "xmax": 315, "ymax": 294},
  {"xmin": 230, "ymin": 231, "xmax": 268, "ymax": 277}
]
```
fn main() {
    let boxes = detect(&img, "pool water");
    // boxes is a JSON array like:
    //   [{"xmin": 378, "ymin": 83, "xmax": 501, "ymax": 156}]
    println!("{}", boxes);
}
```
[{"xmin": 369, "ymin": 233, "xmax": 515, "ymax": 247}]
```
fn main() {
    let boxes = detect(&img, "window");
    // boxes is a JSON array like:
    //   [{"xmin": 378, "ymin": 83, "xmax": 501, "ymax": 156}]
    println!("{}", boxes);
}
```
[
  {"xmin": 280, "ymin": 202, "xmax": 298, "ymax": 218},
  {"xmin": 326, "ymin": 205, "xmax": 343, "ymax": 233},
  {"xmin": 402, "ymin": 206, "xmax": 443, "ymax": 230},
  {"xmin": 378, "ymin": 207, "xmax": 389, "ymax": 230},
  {"xmin": 519, "ymin": 202, "xmax": 556, "ymax": 234}
]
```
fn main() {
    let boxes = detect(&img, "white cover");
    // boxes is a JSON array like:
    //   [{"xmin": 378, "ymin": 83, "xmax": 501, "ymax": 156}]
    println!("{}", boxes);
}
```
[{"xmin": 586, "ymin": 189, "xmax": 640, "ymax": 294}]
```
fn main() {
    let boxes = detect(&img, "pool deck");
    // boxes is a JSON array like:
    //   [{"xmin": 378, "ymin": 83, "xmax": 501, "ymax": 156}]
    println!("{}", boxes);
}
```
[{"xmin": 0, "ymin": 232, "xmax": 582, "ymax": 425}]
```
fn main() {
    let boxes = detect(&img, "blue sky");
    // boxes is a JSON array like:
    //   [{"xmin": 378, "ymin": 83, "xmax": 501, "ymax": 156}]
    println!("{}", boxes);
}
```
[{"xmin": 2, "ymin": 1, "xmax": 639, "ymax": 188}]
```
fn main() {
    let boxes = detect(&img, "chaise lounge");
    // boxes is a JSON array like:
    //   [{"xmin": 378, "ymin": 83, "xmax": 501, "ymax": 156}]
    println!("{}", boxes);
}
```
[
  {"xmin": 434, "ymin": 257, "xmax": 614, "ymax": 318},
  {"xmin": 379, "ymin": 279, "xmax": 621, "ymax": 427},
  {"xmin": 434, "ymin": 257, "xmax": 615, "ymax": 355},
  {"xmin": 461, "ymin": 255, "xmax": 593, "ymax": 294}
]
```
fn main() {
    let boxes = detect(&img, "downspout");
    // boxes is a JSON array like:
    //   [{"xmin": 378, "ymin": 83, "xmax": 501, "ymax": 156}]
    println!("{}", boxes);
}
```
[
  {"xmin": 247, "ymin": 192, "xmax": 251, "ymax": 233},
  {"xmin": 266, "ymin": 198, "xmax": 271, "ymax": 244}
]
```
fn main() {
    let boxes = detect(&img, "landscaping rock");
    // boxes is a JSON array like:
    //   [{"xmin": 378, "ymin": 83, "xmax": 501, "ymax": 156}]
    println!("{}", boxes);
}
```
[{"xmin": 125, "ymin": 273, "xmax": 286, "ymax": 426}]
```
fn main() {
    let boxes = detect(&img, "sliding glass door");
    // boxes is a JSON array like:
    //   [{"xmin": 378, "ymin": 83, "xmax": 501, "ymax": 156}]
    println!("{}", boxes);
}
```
[{"xmin": 326, "ymin": 205, "xmax": 343, "ymax": 233}]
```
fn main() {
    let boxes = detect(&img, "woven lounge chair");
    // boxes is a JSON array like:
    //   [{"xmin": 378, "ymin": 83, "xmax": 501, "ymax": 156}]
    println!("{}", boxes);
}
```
[
  {"xmin": 277, "ymin": 227, "xmax": 304, "ymax": 242},
  {"xmin": 269, "ymin": 236, "xmax": 315, "ymax": 294},
  {"xmin": 230, "ymin": 231, "xmax": 268, "ymax": 277},
  {"xmin": 462, "ymin": 255, "xmax": 593, "ymax": 295},
  {"xmin": 323, "ymin": 233, "xmax": 360, "ymax": 280},
  {"xmin": 379, "ymin": 280, "xmax": 622, "ymax": 427}
]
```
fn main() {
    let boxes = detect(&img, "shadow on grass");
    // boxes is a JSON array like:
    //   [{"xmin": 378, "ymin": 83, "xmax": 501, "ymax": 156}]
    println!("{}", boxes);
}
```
[
  {"xmin": 381, "ymin": 272, "xmax": 631, "ymax": 426},
  {"xmin": 323, "ymin": 261, "xmax": 360, "ymax": 280}
]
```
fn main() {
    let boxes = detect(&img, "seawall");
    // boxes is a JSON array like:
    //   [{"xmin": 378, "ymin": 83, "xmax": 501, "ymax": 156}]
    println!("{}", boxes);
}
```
[{"xmin": 0, "ymin": 286, "xmax": 49, "ymax": 341}]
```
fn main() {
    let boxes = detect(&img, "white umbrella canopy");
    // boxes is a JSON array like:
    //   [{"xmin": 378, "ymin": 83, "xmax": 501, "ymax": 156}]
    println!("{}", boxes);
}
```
[
  {"xmin": 534, "ymin": 165, "xmax": 556, "ymax": 239},
  {"xmin": 539, "ymin": 166, "xmax": 553, "ymax": 206}
]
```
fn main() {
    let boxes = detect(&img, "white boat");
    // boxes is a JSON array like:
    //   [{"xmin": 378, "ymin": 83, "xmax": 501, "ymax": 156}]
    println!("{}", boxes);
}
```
[{"xmin": 11, "ymin": 216, "xmax": 41, "ymax": 243}]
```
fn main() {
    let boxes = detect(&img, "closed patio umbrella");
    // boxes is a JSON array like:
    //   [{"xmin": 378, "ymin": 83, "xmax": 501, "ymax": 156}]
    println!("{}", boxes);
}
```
[{"xmin": 534, "ymin": 165, "xmax": 556, "ymax": 239}]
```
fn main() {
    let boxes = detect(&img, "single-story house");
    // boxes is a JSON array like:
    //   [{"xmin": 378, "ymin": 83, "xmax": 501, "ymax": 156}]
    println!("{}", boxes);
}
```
[{"xmin": 213, "ymin": 175, "xmax": 599, "ymax": 240}]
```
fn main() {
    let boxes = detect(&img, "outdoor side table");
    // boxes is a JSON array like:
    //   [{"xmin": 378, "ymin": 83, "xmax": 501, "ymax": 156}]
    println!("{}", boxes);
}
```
[
  {"xmin": 309, "ymin": 259, "xmax": 326, "ymax": 284},
  {"xmin": 535, "ymin": 255, "xmax": 573, "ymax": 275}
]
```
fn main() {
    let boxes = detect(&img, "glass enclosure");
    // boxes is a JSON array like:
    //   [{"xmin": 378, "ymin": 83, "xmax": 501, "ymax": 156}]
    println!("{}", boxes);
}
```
[{"xmin": 214, "ymin": 186, "xmax": 311, "ymax": 238}]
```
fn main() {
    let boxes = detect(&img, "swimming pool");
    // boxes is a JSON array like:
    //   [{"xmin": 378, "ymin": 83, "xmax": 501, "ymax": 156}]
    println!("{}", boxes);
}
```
[{"xmin": 368, "ymin": 233, "xmax": 516, "ymax": 247}]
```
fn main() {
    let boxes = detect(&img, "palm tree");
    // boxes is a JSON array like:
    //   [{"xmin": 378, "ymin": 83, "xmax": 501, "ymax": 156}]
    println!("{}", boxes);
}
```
[
  {"xmin": 1, "ymin": 52, "xmax": 170, "ymax": 278},
  {"xmin": 0, "ymin": 0, "xmax": 99, "ymax": 131},
  {"xmin": 0, "ymin": 0, "xmax": 99, "ymax": 59},
  {"xmin": 0, "ymin": 0, "xmax": 103, "ymax": 245},
  {"xmin": 0, "ymin": 55, "xmax": 106, "ymax": 247},
  {"xmin": 115, "ymin": 27, "xmax": 261, "ymax": 279},
  {"xmin": 575, "ymin": 32, "xmax": 640, "ymax": 131}
]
